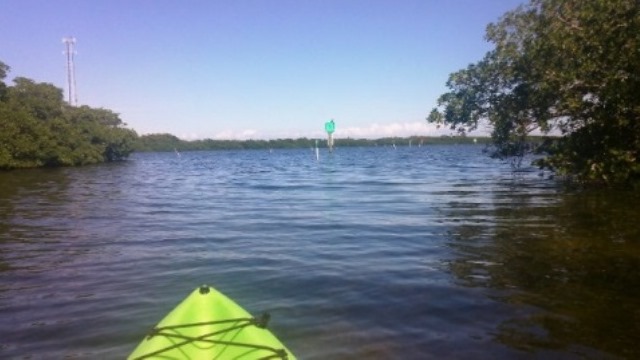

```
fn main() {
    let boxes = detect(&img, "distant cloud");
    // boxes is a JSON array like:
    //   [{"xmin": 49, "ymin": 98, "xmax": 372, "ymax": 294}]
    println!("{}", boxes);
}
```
[
  {"xmin": 175, "ymin": 121, "xmax": 490, "ymax": 141},
  {"xmin": 207, "ymin": 122, "xmax": 448, "ymax": 140},
  {"xmin": 179, "ymin": 132, "xmax": 202, "ymax": 141},
  {"xmin": 339, "ymin": 121, "xmax": 448, "ymax": 139},
  {"xmin": 211, "ymin": 129, "xmax": 259, "ymax": 140}
]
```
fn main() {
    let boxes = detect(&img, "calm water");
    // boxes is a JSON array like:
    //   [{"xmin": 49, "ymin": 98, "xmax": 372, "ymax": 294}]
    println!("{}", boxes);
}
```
[{"xmin": 1, "ymin": 145, "xmax": 639, "ymax": 359}]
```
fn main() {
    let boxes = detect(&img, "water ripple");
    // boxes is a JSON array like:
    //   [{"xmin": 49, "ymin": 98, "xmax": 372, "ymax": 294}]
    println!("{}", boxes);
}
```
[{"xmin": 1, "ymin": 146, "xmax": 638, "ymax": 359}]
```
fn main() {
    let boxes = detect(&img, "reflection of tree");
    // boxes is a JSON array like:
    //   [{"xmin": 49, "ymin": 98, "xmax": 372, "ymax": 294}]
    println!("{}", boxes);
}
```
[
  {"xmin": 0, "ymin": 168, "xmax": 77, "ymax": 274},
  {"xmin": 444, "ymin": 184, "xmax": 640, "ymax": 358}
]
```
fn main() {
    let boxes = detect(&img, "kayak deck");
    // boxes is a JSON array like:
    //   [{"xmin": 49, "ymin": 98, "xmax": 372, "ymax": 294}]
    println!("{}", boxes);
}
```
[{"xmin": 128, "ymin": 285, "xmax": 295, "ymax": 359}]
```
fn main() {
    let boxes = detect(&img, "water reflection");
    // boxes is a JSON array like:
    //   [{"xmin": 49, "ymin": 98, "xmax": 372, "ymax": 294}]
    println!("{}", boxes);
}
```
[
  {"xmin": 445, "ymin": 181, "xmax": 640, "ymax": 358},
  {"xmin": 0, "ymin": 163, "xmax": 137, "ymax": 277},
  {"xmin": 2, "ymin": 148, "xmax": 639, "ymax": 358},
  {"xmin": 0, "ymin": 169, "xmax": 73, "ymax": 273}
]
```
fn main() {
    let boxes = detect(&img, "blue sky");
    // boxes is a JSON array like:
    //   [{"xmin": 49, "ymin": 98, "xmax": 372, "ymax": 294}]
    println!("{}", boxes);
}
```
[{"xmin": 1, "ymin": 0, "xmax": 525, "ymax": 140}]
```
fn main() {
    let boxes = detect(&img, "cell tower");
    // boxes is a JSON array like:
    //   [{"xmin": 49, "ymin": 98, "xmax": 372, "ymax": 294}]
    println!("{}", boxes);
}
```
[{"xmin": 62, "ymin": 37, "xmax": 78, "ymax": 106}]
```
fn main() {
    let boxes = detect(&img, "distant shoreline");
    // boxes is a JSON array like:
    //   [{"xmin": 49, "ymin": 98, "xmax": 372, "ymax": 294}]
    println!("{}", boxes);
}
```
[
  {"xmin": 134, "ymin": 134, "xmax": 490, "ymax": 152},
  {"xmin": 134, "ymin": 134, "xmax": 552, "ymax": 153}
]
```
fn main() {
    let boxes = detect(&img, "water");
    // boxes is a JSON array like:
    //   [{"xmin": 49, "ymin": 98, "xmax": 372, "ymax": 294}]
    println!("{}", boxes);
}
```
[{"xmin": 1, "ymin": 145, "xmax": 638, "ymax": 359}]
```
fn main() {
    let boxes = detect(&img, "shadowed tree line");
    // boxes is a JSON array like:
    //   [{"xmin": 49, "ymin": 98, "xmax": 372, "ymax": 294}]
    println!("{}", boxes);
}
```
[
  {"xmin": 134, "ymin": 133, "xmax": 496, "ymax": 152},
  {"xmin": 429, "ymin": 0, "xmax": 640, "ymax": 185},
  {"xmin": 0, "ymin": 61, "xmax": 137, "ymax": 170}
]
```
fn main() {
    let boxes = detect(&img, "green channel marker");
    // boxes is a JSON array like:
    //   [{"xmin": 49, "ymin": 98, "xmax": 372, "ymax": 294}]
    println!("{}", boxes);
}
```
[{"xmin": 324, "ymin": 119, "xmax": 335, "ymax": 134}]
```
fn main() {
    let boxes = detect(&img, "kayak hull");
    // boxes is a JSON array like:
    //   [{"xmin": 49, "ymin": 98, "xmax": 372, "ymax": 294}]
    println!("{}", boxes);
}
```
[{"xmin": 128, "ymin": 285, "xmax": 295, "ymax": 359}]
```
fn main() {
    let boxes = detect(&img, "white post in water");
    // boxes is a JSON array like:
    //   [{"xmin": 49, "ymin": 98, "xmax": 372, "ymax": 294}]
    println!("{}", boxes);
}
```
[
  {"xmin": 315, "ymin": 139, "xmax": 319, "ymax": 161},
  {"xmin": 324, "ymin": 119, "xmax": 336, "ymax": 153}
]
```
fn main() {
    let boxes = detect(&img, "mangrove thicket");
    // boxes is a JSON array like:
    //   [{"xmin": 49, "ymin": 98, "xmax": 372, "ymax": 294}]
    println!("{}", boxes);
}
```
[
  {"xmin": 0, "ymin": 61, "xmax": 137, "ymax": 170},
  {"xmin": 428, "ymin": 0, "xmax": 640, "ymax": 184}
]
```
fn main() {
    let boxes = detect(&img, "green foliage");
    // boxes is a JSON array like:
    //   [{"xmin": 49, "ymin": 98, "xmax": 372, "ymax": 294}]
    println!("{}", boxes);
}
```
[
  {"xmin": 0, "ymin": 61, "xmax": 9, "ymax": 101},
  {"xmin": 135, "ymin": 134, "xmax": 323, "ymax": 152},
  {"xmin": 428, "ymin": 0, "xmax": 640, "ymax": 184},
  {"xmin": 0, "ymin": 62, "xmax": 137, "ymax": 170},
  {"xmin": 135, "ymin": 133, "xmax": 187, "ymax": 152},
  {"xmin": 134, "ymin": 134, "xmax": 489, "ymax": 152},
  {"xmin": 7, "ymin": 77, "xmax": 65, "ymax": 121}
]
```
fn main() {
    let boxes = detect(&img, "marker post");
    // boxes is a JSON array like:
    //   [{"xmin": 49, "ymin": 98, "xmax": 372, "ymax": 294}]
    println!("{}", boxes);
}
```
[{"xmin": 324, "ymin": 119, "xmax": 335, "ymax": 152}]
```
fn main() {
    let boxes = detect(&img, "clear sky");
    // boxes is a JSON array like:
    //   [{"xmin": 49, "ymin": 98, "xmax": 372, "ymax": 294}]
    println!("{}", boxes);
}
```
[{"xmin": 1, "ymin": 0, "xmax": 525, "ymax": 140}]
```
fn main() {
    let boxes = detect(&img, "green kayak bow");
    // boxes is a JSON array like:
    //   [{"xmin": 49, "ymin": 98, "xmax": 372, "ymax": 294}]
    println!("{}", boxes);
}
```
[{"xmin": 128, "ymin": 285, "xmax": 296, "ymax": 359}]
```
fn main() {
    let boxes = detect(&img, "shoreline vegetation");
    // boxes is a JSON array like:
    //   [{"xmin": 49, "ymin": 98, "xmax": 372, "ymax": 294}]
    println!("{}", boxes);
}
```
[
  {"xmin": 133, "ymin": 133, "xmax": 497, "ymax": 152},
  {"xmin": 0, "ymin": 61, "xmax": 137, "ymax": 170},
  {"xmin": 428, "ymin": 0, "xmax": 639, "ymax": 185}
]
